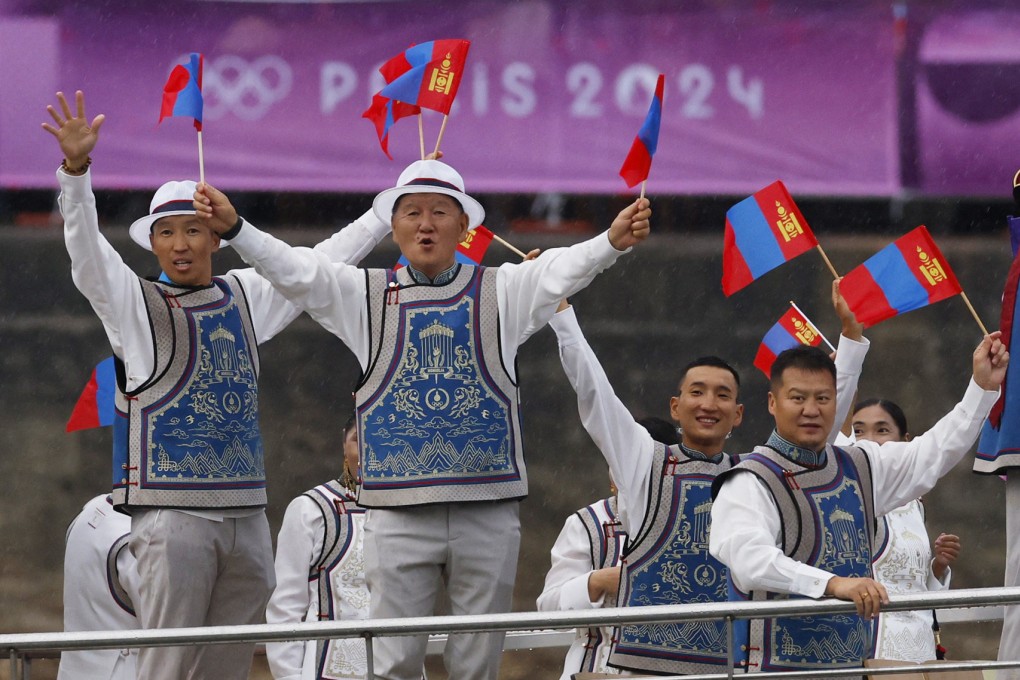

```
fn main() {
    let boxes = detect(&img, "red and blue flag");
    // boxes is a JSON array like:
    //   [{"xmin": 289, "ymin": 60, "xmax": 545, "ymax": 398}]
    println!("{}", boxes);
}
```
[
  {"xmin": 619, "ymin": 74, "xmax": 664, "ymax": 189},
  {"xmin": 722, "ymin": 181, "xmax": 818, "ymax": 296},
  {"xmin": 159, "ymin": 52, "xmax": 204, "ymax": 131},
  {"xmin": 362, "ymin": 94, "xmax": 421, "ymax": 160},
  {"xmin": 753, "ymin": 305, "xmax": 826, "ymax": 377},
  {"xmin": 395, "ymin": 225, "xmax": 494, "ymax": 269},
  {"xmin": 66, "ymin": 356, "xmax": 117, "ymax": 432},
  {"xmin": 839, "ymin": 225, "xmax": 962, "ymax": 328},
  {"xmin": 379, "ymin": 39, "xmax": 470, "ymax": 115}
]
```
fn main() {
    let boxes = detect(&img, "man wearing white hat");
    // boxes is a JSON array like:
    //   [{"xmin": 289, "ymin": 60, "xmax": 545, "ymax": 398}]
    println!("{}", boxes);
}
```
[
  {"xmin": 43, "ymin": 90, "xmax": 392, "ymax": 680},
  {"xmin": 193, "ymin": 158, "xmax": 651, "ymax": 680}
]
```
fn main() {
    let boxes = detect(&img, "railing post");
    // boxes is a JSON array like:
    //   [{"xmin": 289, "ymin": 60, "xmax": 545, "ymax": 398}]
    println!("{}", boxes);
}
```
[
  {"xmin": 21, "ymin": 655, "xmax": 30, "ymax": 680},
  {"xmin": 365, "ymin": 632, "xmax": 374, "ymax": 680},
  {"xmin": 9, "ymin": 648, "xmax": 17, "ymax": 679},
  {"xmin": 725, "ymin": 615, "xmax": 734, "ymax": 679}
]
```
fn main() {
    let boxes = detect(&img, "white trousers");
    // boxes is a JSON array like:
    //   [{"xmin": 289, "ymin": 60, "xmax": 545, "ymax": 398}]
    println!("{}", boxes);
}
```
[
  {"xmin": 130, "ymin": 509, "xmax": 275, "ymax": 680},
  {"xmin": 1002, "ymin": 471, "xmax": 1020, "ymax": 671},
  {"xmin": 364, "ymin": 500, "xmax": 521, "ymax": 680}
]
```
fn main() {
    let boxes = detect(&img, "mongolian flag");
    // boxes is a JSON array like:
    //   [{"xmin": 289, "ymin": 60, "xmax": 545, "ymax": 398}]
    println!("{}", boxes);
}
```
[
  {"xmin": 159, "ymin": 52, "xmax": 204, "ymax": 131},
  {"xmin": 839, "ymin": 225, "xmax": 962, "ymax": 329},
  {"xmin": 395, "ymin": 225, "xmax": 494, "ymax": 269},
  {"xmin": 66, "ymin": 356, "xmax": 117, "ymax": 432},
  {"xmin": 380, "ymin": 39, "xmax": 470, "ymax": 115},
  {"xmin": 619, "ymin": 74, "xmax": 664, "ymax": 188},
  {"xmin": 722, "ymin": 181, "xmax": 818, "ymax": 296},
  {"xmin": 362, "ymin": 94, "xmax": 421, "ymax": 160},
  {"xmin": 753, "ymin": 304, "xmax": 826, "ymax": 377}
]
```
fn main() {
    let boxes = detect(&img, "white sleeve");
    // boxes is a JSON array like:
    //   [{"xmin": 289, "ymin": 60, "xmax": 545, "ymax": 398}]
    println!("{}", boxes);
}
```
[
  {"xmin": 927, "ymin": 562, "xmax": 951, "ymax": 591},
  {"xmin": 266, "ymin": 496, "xmax": 324, "ymax": 680},
  {"xmin": 709, "ymin": 472, "xmax": 834, "ymax": 598},
  {"xmin": 537, "ymin": 514, "xmax": 605, "ymax": 611},
  {"xmin": 496, "ymin": 231, "xmax": 628, "ymax": 377},
  {"xmin": 550, "ymin": 306, "xmax": 654, "ymax": 536},
  {"xmin": 58, "ymin": 168, "xmax": 156, "ymax": 390},
  {"xmin": 830, "ymin": 334, "xmax": 870, "ymax": 445},
  {"xmin": 867, "ymin": 379, "xmax": 999, "ymax": 516},
  {"xmin": 226, "ymin": 209, "xmax": 390, "ymax": 345},
  {"xmin": 226, "ymin": 221, "xmax": 372, "ymax": 368}
]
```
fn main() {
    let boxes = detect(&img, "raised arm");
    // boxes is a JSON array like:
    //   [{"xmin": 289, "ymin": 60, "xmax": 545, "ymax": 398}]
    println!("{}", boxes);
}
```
[
  {"xmin": 868, "ymin": 332, "xmax": 1006, "ymax": 514},
  {"xmin": 194, "ymin": 182, "xmax": 372, "ymax": 365},
  {"xmin": 550, "ymin": 304, "xmax": 654, "ymax": 535},
  {"xmin": 831, "ymin": 278, "xmax": 869, "ymax": 444}
]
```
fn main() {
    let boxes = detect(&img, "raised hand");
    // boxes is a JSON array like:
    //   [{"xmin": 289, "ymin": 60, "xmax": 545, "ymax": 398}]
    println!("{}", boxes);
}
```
[
  {"xmin": 41, "ymin": 91, "xmax": 105, "ymax": 170},
  {"xmin": 932, "ymin": 533, "xmax": 960, "ymax": 581},
  {"xmin": 973, "ymin": 331, "xmax": 1009, "ymax": 391},
  {"xmin": 832, "ymin": 278, "xmax": 864, "ymax": 341},
  {"xmin": 193, "ymin": 182, "xmax": 240, "ymax": 235},
  {"xmin": 608, "ymin": 197, "xmax": 651, "ymax": 251}
]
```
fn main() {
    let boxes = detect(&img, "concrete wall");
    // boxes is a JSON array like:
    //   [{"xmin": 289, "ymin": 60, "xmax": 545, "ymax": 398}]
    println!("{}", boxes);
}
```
[{"xmin": 0, "ymin": 224, "xmax": 1011, "ymax": 662}]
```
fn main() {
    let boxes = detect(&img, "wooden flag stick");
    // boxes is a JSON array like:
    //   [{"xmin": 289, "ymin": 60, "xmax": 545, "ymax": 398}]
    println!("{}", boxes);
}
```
[
  {"xmin": 960, "ymin": 291, "xmax": 990, "ymax": 336},
  {"xmin": 789, "ymin": 300, "xmax": 836, "ymax": 352},
  {"xmin": 639, "ymin": 180, "xmax": 647, "ymax": 201},
  {"xmin": 197, "ymin": 130, "xmax": 206, "ymax": 185},
  {"xmin": 418, "ymin": 114, "xmax": 425, "ymax": 161},
  {"xmin": 433, "ymin": 115, "xmax": 449, "ymax": 156},
  {"xmin": 492, "ymin": 232, "xmax": 528, "ymax": 259},
  {"xmin": 816, "ymin": 244, "xmax": 840, "ymax": 280}
]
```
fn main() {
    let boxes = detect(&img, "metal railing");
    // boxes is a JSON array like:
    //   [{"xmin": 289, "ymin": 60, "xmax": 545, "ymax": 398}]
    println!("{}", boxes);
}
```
[{"xmin": 5, "ymin": 586, "xmax": 1020, "ymax": 679}]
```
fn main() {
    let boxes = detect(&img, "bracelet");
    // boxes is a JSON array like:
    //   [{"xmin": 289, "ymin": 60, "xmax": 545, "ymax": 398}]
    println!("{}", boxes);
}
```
[
  {"xmin": 61, "ymin": 156, "xmax": 92, "ymax": 175},
  {"xmin": 222, "ymin": 215, "xmax": 244, "ymax": 240}
]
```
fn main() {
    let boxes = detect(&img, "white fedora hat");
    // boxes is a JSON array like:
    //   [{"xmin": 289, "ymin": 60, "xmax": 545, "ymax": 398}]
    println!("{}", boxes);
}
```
[
  {"xmin": 128, "ymin": 180, "xmax": 228, "ymax": 251},
  {"xmin": 372, "ymin": 160, "xmax": 485, "ymax": 229}
]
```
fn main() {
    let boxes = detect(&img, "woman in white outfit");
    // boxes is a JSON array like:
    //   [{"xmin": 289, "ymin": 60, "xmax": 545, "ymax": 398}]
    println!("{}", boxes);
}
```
[{"xmin": 853, "ymin": 398, "xmax": 960, "ymax": 662}]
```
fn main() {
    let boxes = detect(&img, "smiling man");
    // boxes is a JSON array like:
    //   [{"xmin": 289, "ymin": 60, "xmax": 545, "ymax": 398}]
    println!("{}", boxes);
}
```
[
  {"xmin": 192, "ymin": 158, "xmax": 651, "ymax": 680},
  {"xmin": 710, "ymin": 335, "xmax": 1008, "ymax": 676},
  {"xmin": 545, "ymin": 286, "xmax": 865, "ymax": 676},
  {"xmin": 44, "ymin": 90, "xmax": 392, "ymax": 680}
]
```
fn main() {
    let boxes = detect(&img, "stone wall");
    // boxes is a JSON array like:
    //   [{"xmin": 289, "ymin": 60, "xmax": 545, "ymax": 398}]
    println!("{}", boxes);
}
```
[{"xmin": 0, "ymin": 224, "xmax": 1010, "ymax": 666}]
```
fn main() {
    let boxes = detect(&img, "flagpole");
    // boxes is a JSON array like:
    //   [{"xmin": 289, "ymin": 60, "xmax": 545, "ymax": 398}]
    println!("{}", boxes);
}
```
[
  {"xmin": 788, "ymin": 300, "xmax": 836, "ymax": 352},
  {"xmin": 960, "ymin": 291, "xmax": 990, "ymax": 336},
  {"xmin": 816, "ymin": 245, "xmax": 839, "ymax": 280},
  {"xmin": 418, "ymin": 114, "xmax": 426, "ymax": 161},
  {"xmin": 639, "ymin": 180, "xmax": 646, "ymax": 201},
  {"xmin": 491, "ymin": 232, "xmax": 528, "ymax": 259},
  {"xmin": 433, "ymin": 115, "xmax": 449, "ymax": 156},
  {"xmin": 197, "ymin": 130, "xmax": 206, "ymax": 185}
]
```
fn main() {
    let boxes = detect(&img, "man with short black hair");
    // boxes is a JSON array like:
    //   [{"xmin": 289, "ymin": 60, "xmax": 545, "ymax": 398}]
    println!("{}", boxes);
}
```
[
  {"xmin": 710, "ymin": 335, "xmax": 1007, "ymax": 675},
  {"xmin": 545, "ymin": 284, "xmax": 866, "ymax": 676}
]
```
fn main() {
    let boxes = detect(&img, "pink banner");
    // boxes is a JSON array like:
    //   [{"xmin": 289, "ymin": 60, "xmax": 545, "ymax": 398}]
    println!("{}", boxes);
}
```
[{"xmin": 3, "ymin": 1, "xmax": 899, "ymax": 195}]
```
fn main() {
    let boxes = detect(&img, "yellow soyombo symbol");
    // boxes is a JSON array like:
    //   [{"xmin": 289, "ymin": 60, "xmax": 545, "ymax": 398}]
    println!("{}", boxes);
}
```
[
  {"xmin": 916, "ymin": 245, "xmax": 948, "ymax": 287},
  {"xmin": 774, "ymin": 200, "xmax": 805, "ymax": 243},
  {"xmin": 428, "ymin": 53, "xmax": 457, "ymax": 95},
  {"xmin": 792, "ymin": 316, "xmax": 818, "ymax": 345}
]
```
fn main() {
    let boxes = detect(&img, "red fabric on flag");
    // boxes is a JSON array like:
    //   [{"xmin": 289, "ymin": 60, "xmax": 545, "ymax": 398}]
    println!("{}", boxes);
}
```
[
  {"xmin": 66, "ymin": 368, "xmax": 101, "ymax": 432},
  {"xmin": 721, "ymin": 220, "xmax": 754, "ymax": 296},
  {"xmin": 619, "ymin": 74, "xmax": 664, "ymax": 188},
  {"xmin": 459, "ymin": 225, "xmax": 494, "ymax": 264},
  {"xmin": 752, "ymin": 181, "xmax": 817, "ymax": 260}
]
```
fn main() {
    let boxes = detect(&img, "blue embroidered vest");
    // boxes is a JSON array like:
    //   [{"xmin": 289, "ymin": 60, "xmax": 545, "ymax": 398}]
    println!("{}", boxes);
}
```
[
  {"xmin": 574, "ymin": 496, "xmax": 625, "ymax": 675},
  {"xmin": 111, "ymin": 276, "xmax": 265, "ymax": 511},
  {"xmin": 355, "ymin": 266, "xmax": 524, "ymax": 507},
  {"xmin": 609, "ymin": 442, "xmax": 738, "ymax": 675},
  {"xmin": 304, "ymin": 481, "xmax": 368, "ymax": 679},
  {"xmin": 715, "ymin": 444, "xmax": 878, "ymax": 674}
]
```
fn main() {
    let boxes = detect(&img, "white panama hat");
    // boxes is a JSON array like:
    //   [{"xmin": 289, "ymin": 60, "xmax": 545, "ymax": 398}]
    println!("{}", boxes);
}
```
[
  {"xmin": 372, "ymin": 160, "xmax": 485, "ymax": 229},
  {"xmin": 128, "ymin": 180, "xmax": 228, "ymax": 251}
]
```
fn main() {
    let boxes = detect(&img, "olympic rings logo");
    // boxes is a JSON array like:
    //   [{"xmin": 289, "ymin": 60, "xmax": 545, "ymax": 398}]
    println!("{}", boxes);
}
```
[{"xmin": 184, "ymin": 55, "xmax": 293, "ymax": 121}]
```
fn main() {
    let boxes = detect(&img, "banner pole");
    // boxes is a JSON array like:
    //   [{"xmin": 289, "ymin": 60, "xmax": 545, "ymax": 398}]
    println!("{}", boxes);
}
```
[
  {"xmin": 197, "ymin": 130, "xmax": 205, "ymax": 185},
  {"xmin": 433, "ymin": 115, "xmax": 449, "ymax": 156},
  {"xmin": 816, "ymin": 244, "xmax": 839, "ymax": 280},
  {"xmin": 788, "ymin": 300, "xmax": 836, "ymax": 352},
  {"xmin": 492, "ymin": 232, "xmax": 528, "ymax": 259},
  {"xmin": 418, "ymin": 114, "xmax": 425, "ymax": 161},
  {"xmin": 960, "ymin": 291, "xmax": 990, "ymax": 336}
]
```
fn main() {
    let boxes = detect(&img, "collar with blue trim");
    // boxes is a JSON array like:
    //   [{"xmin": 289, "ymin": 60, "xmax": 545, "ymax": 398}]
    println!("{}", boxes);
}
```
[
  {"xmin": 406, "ymin": 262, "xmax": 460, "ymax": 286},
  {"xmin": 765, "ymin": 430, "xmax": 827, "ymax": 467},
  {"xmin": 679, "ymin": 441, "xmax": 726, "ymax": 464}
]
